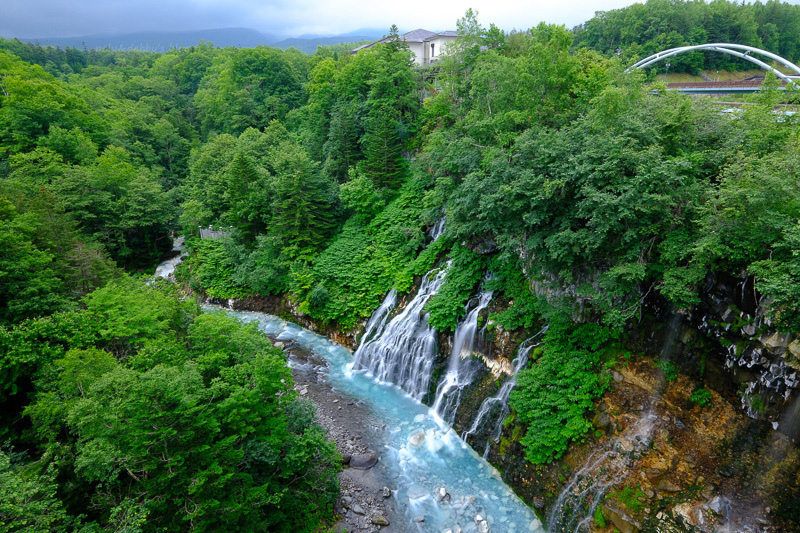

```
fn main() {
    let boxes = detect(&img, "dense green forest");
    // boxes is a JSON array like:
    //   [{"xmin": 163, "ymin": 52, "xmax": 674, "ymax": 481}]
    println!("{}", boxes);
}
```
[
  {"xmin": 2, "ymin": 1, "xmax": 800, "ymax": 530},
  {"xmin": 573, "ymin": 0, "xmax": 800, "ymax": 73}
]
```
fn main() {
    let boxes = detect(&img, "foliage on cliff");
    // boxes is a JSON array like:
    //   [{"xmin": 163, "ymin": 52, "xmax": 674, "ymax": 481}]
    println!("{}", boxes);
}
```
[{"xmin": 510, "ymin": 319, "xmax": 615, "ymax": 463}]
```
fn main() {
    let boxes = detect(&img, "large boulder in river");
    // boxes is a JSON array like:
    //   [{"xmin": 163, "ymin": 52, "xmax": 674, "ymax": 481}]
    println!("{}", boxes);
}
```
[
  {"xmin": 350, "ymin": 503, "xmax": 366, "ymax": 515},
  {"xmin": 408, "ymin": 430, "xmax": 425, "ymax": 447},
  {"xmin": 350, "ymin": 452, "xmax": 378, "ymax": 470}
]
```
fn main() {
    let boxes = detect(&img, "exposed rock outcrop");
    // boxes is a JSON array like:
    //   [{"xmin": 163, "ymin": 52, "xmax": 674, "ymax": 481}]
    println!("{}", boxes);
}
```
[{"xmin": 602, "ymin": 501, "xmax": 642, "ymax": 533}]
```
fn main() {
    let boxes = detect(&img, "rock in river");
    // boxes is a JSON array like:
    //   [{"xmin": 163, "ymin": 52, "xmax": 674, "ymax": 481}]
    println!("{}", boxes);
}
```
[
  {"xmin": 371, "ymin": 513, "xmax": 390, "ymax": 526},
  {"xmin": 350, "ymin": 452, "xmax": 378, "ymax": 470},
  {"xmin": 408, "ymin": 429, "xmax": 425, "ymax": 447},
  {"xmin": 476, "ymin": 514, "xmax": 490, "ymax": 533},
  {"xmin": 351, "ymin": 504, "xmax": 366, "ymax": 515}
]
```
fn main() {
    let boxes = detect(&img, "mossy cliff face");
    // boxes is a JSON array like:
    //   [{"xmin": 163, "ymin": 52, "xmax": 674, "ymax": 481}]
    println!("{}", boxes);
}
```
[
  {"xmin": 485, "ymin": 356, "xmax": 798, "ymax": 532},
  {"xmin": 209, "ymin": 271, "xmax": 799, "ymax": 532},
  {"xmin": 479, "ymin": 273, "xmax": 799, "ymax": 532}
]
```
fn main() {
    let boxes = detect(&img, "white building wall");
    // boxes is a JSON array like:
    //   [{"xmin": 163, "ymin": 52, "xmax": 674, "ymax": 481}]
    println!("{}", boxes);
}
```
[
  {"xmin": 428, "ymin": 36, "xmax": 457, "ymax": 62},
  {"xmin": 353, "ymin": 32, "xmax": 457, "ymax": 66},
  {"xmin": 406, "ymin": 42, "xmax": 426, "ymax": 65}
]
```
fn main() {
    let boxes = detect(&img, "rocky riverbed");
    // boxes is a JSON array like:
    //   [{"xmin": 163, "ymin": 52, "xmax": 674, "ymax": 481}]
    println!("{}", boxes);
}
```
[{"xmin": 284, "ymin": 341, "xmax": 405, "ymax": 533}]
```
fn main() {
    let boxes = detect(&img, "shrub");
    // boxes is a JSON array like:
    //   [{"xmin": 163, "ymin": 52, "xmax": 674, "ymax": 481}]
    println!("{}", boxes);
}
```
[
  {"xmin": 510, "ymin": 319, "xmax": 616, "ymax": 464},
  {"xmin": 690, "ymin": 387, "xmax": 713, "ymax": 407},
  {"xmin": 658, "ymin": 359, "xmax": 680, "ymax": 381},
  {"xmin": 593, "ymin": 505, "xmax": 606, "ymax": 527}
]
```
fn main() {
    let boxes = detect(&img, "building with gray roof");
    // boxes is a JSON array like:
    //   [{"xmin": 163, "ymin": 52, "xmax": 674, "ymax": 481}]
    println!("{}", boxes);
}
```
[{"xmin": 351, "ymin": 29, "xmax": 457, "ymax": 65}]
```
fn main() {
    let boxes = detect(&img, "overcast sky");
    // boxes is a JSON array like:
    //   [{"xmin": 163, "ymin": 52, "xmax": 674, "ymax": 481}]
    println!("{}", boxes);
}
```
[{"xmin": 2, "ymin": 0, "xmax": 654, "ymax": 39}]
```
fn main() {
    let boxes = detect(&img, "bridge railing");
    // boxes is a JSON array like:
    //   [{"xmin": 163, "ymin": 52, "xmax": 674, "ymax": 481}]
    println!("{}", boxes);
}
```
[
  {"xmin": 199, "ymin": 225, "xmax": 232, "ymax": 240},
  {"xmin": 627, "ymin": 43, "xmax": 800, "ymax": 85}
]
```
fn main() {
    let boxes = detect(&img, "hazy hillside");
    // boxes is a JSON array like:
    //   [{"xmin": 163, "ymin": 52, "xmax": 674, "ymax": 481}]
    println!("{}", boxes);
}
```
[
  {"xmin": 19, "ymin": 27, "xmax": 277, "ymax": 52},
  {"xmin": 11, "ymin": 27, "xmax": 384, "ymax": 53},
  {"xmin": 273, "ymin": 34, "xmax": 378, "ymax": 53}
]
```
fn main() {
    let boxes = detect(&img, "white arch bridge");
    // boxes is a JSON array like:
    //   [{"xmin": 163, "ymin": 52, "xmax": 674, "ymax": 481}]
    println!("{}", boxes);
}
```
[{"xmin": 627, "ymin": 43, "xmax": 800, "ymax": 94}]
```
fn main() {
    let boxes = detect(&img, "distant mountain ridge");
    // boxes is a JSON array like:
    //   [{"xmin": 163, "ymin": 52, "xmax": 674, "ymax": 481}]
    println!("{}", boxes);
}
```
[
  {"xmin": 273, "ymin": 35, "xmax": 379, "ymax": 54},
  {"xmin": 16, "ymin": 27, "xmax": 386, "ymax": 53},
  {"xmin": 23, "ymin": 28, "xmax": 275, "ymax": 52}
]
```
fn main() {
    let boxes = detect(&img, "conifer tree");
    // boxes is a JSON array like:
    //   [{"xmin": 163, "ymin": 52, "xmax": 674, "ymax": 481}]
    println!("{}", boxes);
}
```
[
  {"xmin": 323, "ymin": 100, "xmax": 361, "ymax": 182},
  {"xmin": 222, "ymin": 151, "xmax": 273, "ymax": 241},
  {"xmin": 360, "ymin": 28, "xmax": 416, "ymax": 190},
  {"xmin": 270, "ymin": 142, "xmax": 334, "ymax": 260},
  {"xmin": 362, "ymin": 104, "xmax": 406, "ymax": 189}
]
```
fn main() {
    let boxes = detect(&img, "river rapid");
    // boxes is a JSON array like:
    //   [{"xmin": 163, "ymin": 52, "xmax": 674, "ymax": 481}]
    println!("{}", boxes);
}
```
[{"xmin": 227, "ymin": 310, "xmax": 545, "ymax": 533}]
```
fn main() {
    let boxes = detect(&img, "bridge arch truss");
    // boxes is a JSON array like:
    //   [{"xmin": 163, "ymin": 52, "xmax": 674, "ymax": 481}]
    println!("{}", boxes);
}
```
[{"xmin": 627, "ymin": 43, "xmax": 800, "ymax": 84}]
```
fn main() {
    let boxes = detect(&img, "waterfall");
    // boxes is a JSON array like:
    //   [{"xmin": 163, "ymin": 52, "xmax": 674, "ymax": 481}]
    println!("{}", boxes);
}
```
[
  {"xmin": 350, "ymin": 217, "xmax": 448, "ymax": 400},
  {"xmin": 463, "ymin": 327, "xmax": 547, "ymax": 457},
  {"xmin": 546, "ymin": 451, "xmax": 618, "ymax": 533},
  {"xmin": 431, "ymin": 288, "xmax": 493, "ymax": 425},
  {"xmin": 225, "ymin": 308, "xmax": 545, "ymax": 533},
  {"xmin": 360, "ymin": 289, "xmax": 397, "ymax": 345},
  {"xmin": 429, "ymin": 216, "xmax": 447, "ymax": 241},
  {"xmin": 547, "ymin": 415, "xmax": 657, "ymax": 533},
  {"xmin": 351, "ymin": 266, "xmax": 449, "ymax": 400}
]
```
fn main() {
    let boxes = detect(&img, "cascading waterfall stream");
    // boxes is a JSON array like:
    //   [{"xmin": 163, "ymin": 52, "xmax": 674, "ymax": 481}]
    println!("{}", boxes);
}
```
[
  {"xmin": 360, "ymin": 289, "xmax": 397, "ymax": 345},
  {"xmin": 429, "ymin": 216, "xmax": 446, "ymax": 241},
  {"xmin": 431, "ymin": 288, "xmax": 493, "ymax": 425},
  {"xmin": 547, "ymin": 451, "xmax": 618, "ymax": 533},
  {"xmin": 224, "ymin": 310, "xmax": 545, "ymax": 533},
  {"xmin": 463, "ymin": 327, "xmax": 548, "ymax": 457},
  {"xmin": 351, "ymin": 265, "xmax": 449, "ymax": 400},
  {"xmin": 153, "ymin": 237, "xmax": 185, "ymax": 280},
  {"xmin": 546, "ymin": 415, "xmax": 657, "ymax": 533},
  {"xmin": 350, "ymin": 217, "xmax": 449, "ymax": 400}
]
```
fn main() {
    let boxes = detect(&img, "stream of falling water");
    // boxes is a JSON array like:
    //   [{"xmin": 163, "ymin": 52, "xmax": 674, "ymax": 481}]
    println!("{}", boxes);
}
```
[
  {"xmin": 546, "ymin": 415, "xmax": 658, "ymax": 533},
  {"xmin": 153, "ymin": 237, "xmax": 185, "ymax": 280},
  {"xmin": 463, "ymin": 328, "xmax": 548, "ymax": 457},
  {"xmin": 351, "ymin": 266, "xmax": 448, "ymax": 400},
  {"xmin": 431, "ymin": 288, "xmax": 494, "ymax": 426},
  {"xmin": 349, "ymin": 217, "xmax": 450, "ymax": 401}
]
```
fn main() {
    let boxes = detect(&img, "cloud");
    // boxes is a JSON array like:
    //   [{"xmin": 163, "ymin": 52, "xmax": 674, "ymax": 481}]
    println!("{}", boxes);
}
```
[
  {"xmin": 245, "ymin": 0, "xmax": 641, "ymax": 37},
  {"xmin": 5, "ymin": 0, "xmax": 792, "ymax": 40},
  {"xmin": 2, "ymin": 0, "xmax": 243, "ymax": 38}
]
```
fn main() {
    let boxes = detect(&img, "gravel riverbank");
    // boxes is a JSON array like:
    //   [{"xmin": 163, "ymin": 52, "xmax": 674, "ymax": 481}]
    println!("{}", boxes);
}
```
[{"xmin": 285, "ymin": 342, "xmax": 407, "ymax": 533}]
